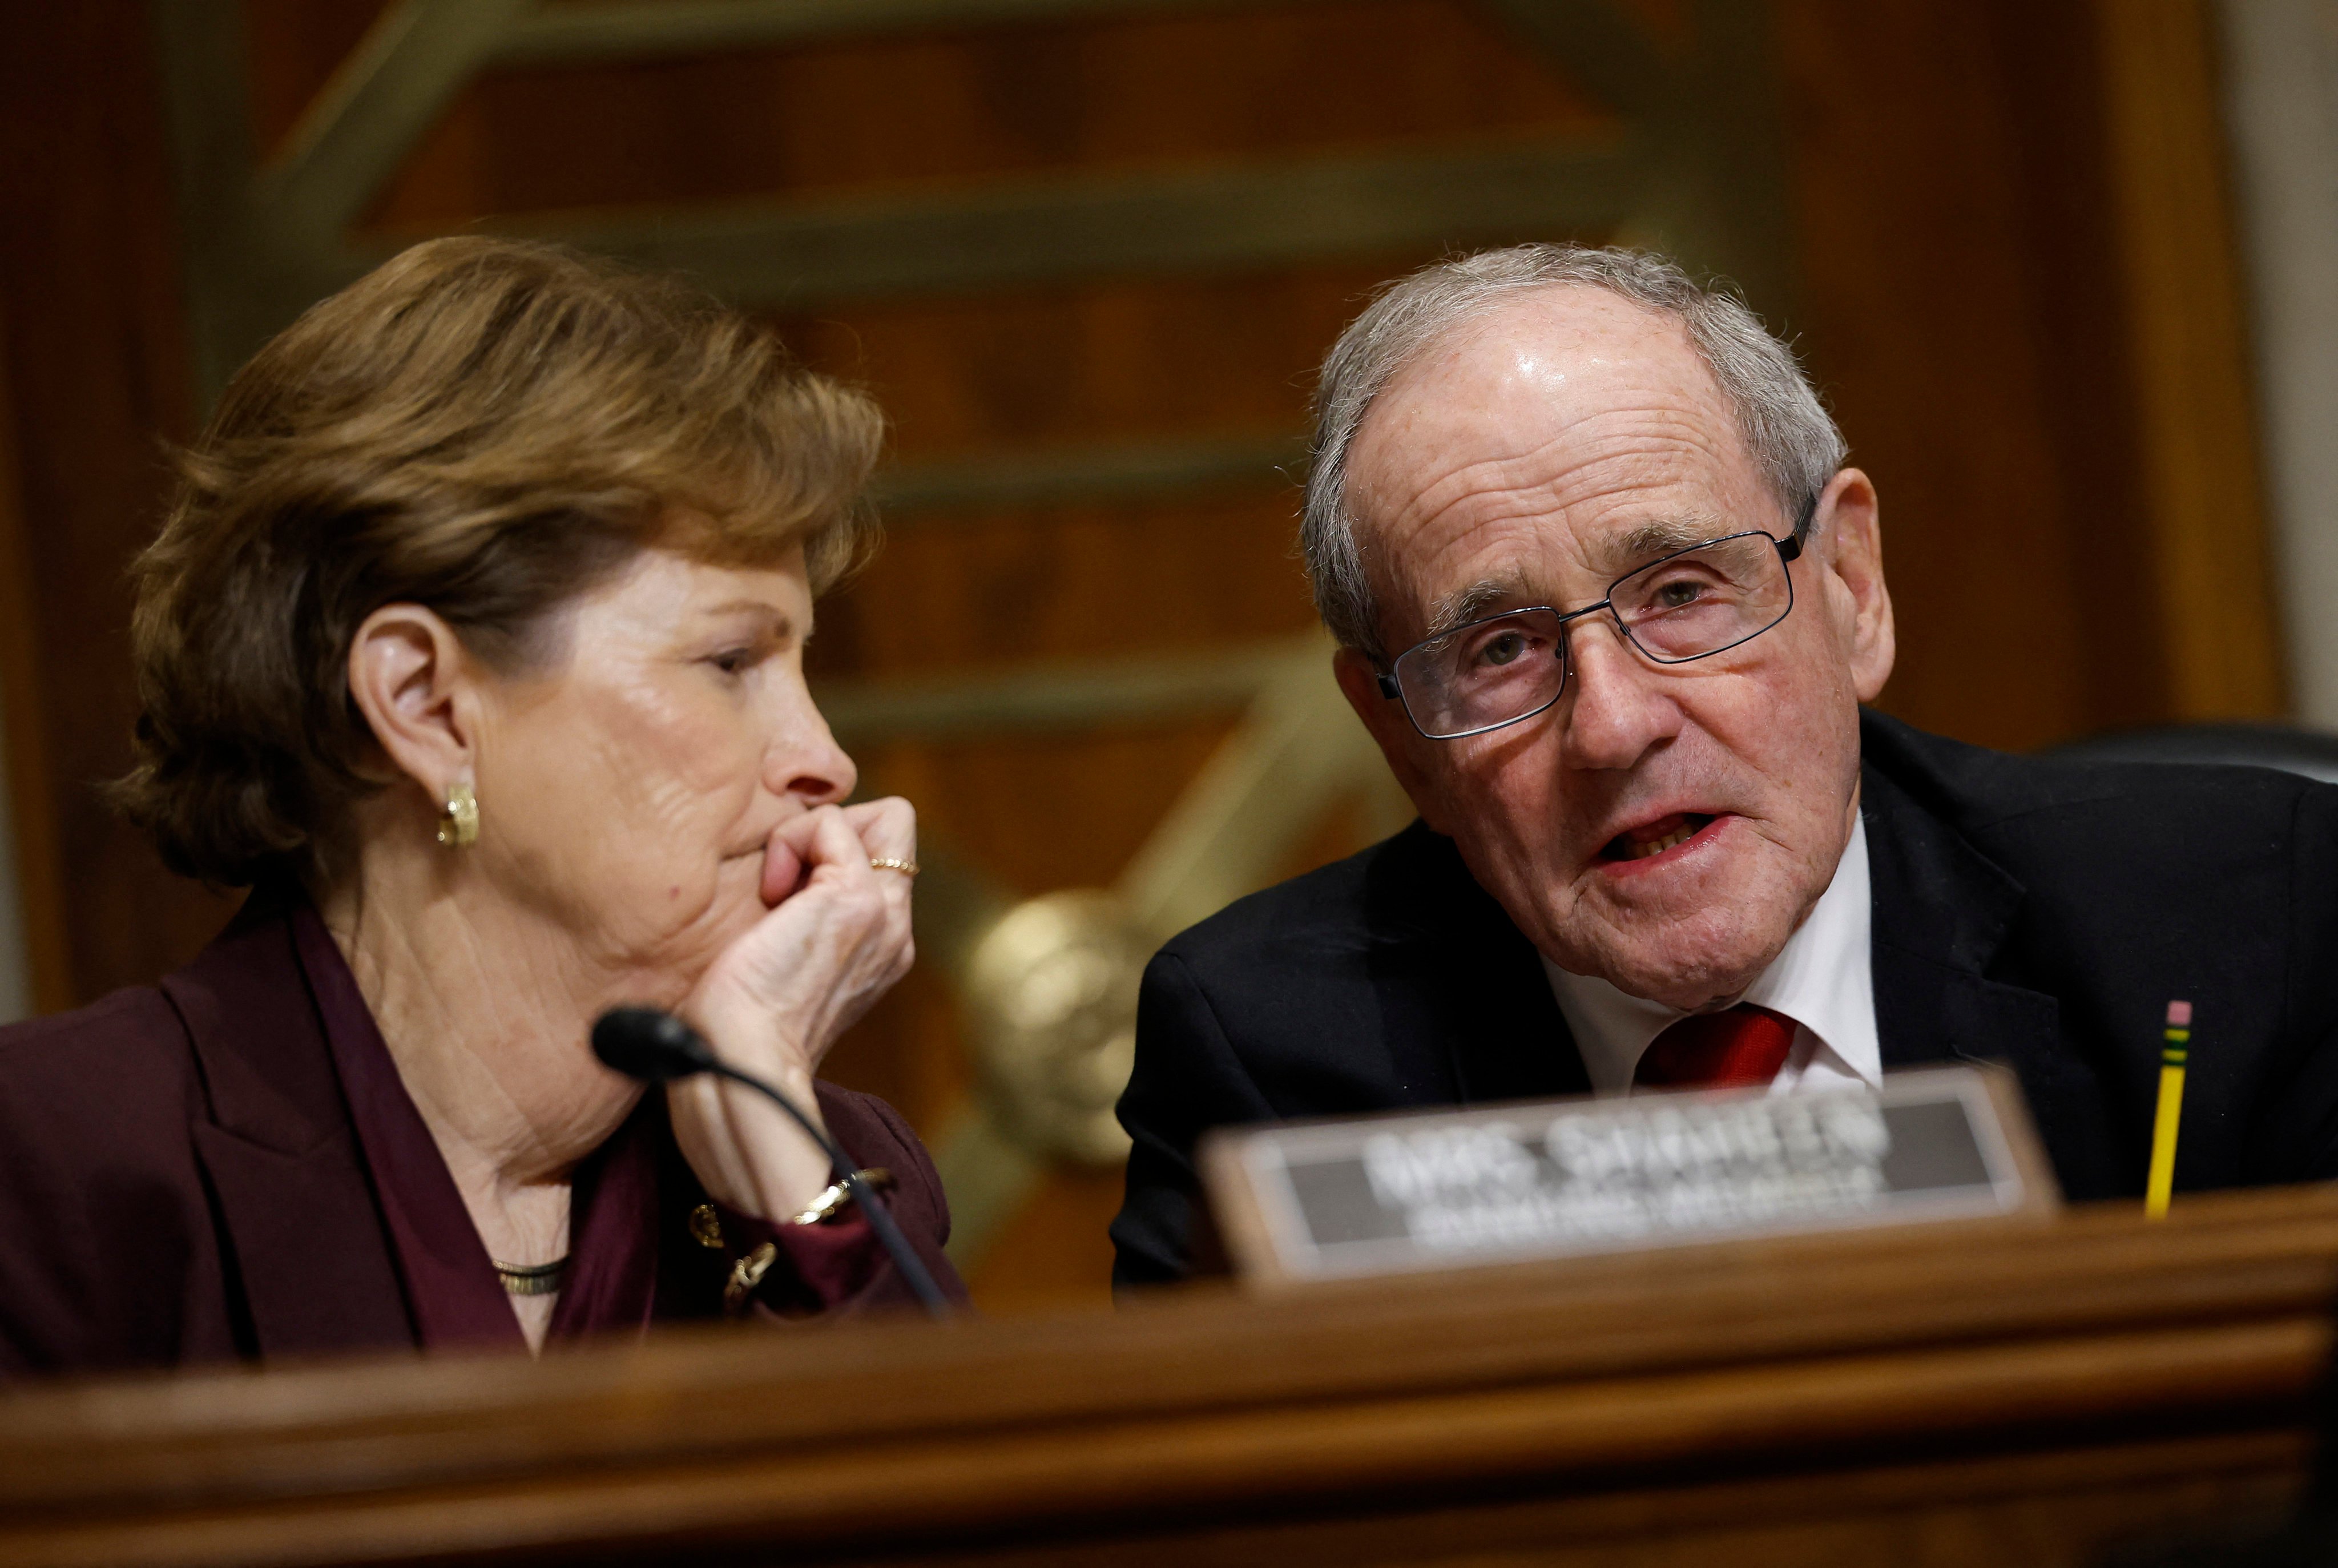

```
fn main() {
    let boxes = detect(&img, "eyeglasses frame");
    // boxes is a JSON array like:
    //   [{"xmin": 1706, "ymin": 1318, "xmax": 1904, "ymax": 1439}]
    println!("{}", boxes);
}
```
[{"xmin": 1374, "ymin": 491, "xmax": 1823, "ymax": 741}]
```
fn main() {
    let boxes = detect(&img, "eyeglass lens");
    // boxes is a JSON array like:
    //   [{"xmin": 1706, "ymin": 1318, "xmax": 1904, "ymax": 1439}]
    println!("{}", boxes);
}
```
[{"xmin": 1393, "ymin": 531, "xmax": 1794, "ymax": 739}]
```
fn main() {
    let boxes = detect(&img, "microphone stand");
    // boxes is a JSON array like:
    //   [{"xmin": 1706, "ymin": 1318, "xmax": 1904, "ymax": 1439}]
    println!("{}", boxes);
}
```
[
  {"xmin": 700, "ymin": 1059, "xmax": 953, "ymax": 1319},
  {"xmin": 593, "ymin": 1007, "xmax": 952, "ymax": 1319}
]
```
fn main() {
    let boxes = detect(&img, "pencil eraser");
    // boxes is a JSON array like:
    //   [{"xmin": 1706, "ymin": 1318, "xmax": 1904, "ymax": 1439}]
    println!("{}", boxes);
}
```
[{"xmin": 2167, "ymin": 1000, "xmax": 2194, "ymax": 1027}]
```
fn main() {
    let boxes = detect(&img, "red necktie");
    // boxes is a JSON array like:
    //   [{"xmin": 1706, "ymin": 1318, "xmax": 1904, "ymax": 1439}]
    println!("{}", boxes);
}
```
[{"xmin": 1634, "ymin": 1003, "xmax": 1797, "ymax": 1090}]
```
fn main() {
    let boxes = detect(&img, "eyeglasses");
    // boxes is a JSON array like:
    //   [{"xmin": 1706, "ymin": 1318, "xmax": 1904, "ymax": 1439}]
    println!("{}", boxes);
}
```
[{"xmin": 1375, "ymin": 495, "xmax": 1817, "ymax": 740}]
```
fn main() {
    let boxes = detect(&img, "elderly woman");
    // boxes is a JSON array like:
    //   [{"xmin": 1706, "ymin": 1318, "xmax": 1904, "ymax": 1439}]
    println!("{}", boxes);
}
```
[{"xmin": 0, "ymin": 238, "xmax": 965, "ymax": 1375}]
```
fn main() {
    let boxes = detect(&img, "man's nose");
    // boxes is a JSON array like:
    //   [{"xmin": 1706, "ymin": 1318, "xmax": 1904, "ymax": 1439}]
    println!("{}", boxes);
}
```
[{"xmin": 1559, "ymin": 619, "xmax": 1682, "ymax": 769}]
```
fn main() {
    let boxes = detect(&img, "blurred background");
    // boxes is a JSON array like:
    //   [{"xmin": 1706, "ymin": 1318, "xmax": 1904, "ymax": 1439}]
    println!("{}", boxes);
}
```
[{"xmin": 0, "ymin": 0, "xmax": 2331, "ymax": 1314}]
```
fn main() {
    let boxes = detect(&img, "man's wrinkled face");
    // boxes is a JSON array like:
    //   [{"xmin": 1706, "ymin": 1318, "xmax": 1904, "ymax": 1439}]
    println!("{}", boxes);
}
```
[{"xmin": 1332, "ymin": 288, "xmax": 1894, "ymax": 1011}]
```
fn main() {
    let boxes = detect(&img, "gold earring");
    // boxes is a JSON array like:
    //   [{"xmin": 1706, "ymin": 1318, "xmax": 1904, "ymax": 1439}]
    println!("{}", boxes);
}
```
[{"xmin": 437, "ymin": 781, "xmax": 479, "ymax": 848}]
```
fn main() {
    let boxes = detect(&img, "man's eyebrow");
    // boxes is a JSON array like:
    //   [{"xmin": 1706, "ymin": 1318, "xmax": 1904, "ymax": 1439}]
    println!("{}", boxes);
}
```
[
  {"xmin": 1422, "ymin": 578, "xmax": 1524, "ymax": 642},
  {"xmin": 1408, "ymin": 514, "xmax": 1742, "ymax": 647},
  {"xmin": 1602, "ymin": 515, "xmax": 1728, "ymax": 573}
]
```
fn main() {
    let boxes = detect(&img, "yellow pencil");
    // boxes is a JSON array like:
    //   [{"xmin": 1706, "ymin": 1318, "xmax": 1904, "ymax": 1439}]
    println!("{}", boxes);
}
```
[{"xmin": 2145, "ymin": 999, "xmax": 2190, "ymax": 1219}]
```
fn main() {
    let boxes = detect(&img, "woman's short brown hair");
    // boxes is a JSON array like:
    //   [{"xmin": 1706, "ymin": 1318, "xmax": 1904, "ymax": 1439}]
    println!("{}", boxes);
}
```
[{"xmin": 114, "ymin": 236, "xmax": 884, "ymax": 886}]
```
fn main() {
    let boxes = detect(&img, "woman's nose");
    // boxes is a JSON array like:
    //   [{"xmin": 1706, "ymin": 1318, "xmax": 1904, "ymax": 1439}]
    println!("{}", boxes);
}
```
[{"xmin": 769, "ymin": 693, "xmax": 857, "ymax": 806}]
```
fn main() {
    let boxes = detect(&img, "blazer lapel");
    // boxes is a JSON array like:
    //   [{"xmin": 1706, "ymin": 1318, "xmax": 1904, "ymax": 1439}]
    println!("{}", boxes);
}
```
[
  {"xmin": 1862, "ymin": 762, "xmax": 2119, "ymax": 1196},
  {"xmin": 166, "ymin": 894, "xmax": 414, "ymax": 1359},
  {"xmin": 1366, "ymin": 825, "xmax": 1591, "ymax": 1107}
]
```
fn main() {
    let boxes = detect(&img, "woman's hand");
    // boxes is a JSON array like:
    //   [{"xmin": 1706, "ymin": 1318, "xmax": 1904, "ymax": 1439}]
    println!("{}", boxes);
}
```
[{"xmin": 665, "ymin": 799, "xmax": 917, "ymax": 1222}]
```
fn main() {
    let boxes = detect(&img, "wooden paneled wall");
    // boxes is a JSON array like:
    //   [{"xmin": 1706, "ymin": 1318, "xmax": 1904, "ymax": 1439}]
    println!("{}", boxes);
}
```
[
  {"xmin": 0, "ymin": 0, "xmax": 2284, "ymax": 1312},
  {"xmin": 1777, "ymin": 0, "xmax": 2280, "ymax": 747},
  {"xmin": 0, "ymin": 1, "xmax": 237, "ymax": 1015}
]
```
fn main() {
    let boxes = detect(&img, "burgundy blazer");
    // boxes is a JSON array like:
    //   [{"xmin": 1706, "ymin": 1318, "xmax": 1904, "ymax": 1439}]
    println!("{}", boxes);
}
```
[{"xmin": 0, "ymin": 894, "xmax": 961, "ymax": 1377}]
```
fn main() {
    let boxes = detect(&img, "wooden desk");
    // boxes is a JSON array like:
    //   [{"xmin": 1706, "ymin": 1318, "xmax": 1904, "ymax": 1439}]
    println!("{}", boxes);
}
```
[{"xmin": 3, "ymin": 1186, "xmax": 2334, "ymax": 1567}]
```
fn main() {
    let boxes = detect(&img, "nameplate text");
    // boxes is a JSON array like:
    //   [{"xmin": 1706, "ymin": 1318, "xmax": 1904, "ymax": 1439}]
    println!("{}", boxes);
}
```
[{"xmin": 1202, "ymin": 1065, "xmax": 2055, "ymax": 1285}]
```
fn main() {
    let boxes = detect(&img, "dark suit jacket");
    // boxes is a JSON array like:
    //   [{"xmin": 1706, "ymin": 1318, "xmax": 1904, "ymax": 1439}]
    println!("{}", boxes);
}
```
[
  {"xmin": 1113, "ymin": 711, "xmax": 2338, "ymax": 1286},
  {"xmin": 0, "ymin": 894, "xmax": 961, "ymax": 1376}
]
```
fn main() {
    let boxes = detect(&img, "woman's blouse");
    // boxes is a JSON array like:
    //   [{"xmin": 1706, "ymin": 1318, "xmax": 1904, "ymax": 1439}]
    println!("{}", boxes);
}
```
[{"xmin": 291, "ymin": 904, "xmax": 904, "ymax": 1348}]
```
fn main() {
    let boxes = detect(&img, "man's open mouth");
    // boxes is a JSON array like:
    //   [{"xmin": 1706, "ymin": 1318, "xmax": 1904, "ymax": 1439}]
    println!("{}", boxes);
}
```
[{"xmin": 1601, "ymin": 812, "xmax": 1715, "ymax": 863}]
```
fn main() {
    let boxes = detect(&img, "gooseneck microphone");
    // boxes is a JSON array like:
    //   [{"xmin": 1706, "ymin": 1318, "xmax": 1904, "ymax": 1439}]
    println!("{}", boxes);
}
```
[{"xmin": 591, "ymin": 1007, "xmax": 951, "ymax": 1318}]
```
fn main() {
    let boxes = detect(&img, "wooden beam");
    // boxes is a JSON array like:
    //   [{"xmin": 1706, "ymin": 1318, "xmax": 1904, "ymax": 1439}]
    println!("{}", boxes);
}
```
[
  {"xmin": 1656, "ymin": 0, "xmax": 1800, "ymax": 321},
  {"xmin": 1474, "ymin": 0, "xmax": 1671, "ymax": 120},
  {"xmin": 812, "ymin": 638, "xmax": 1309, "ymax": 744},
  {"xmin": 872, "ymin": 433, "xmax": 1303, "ymax": 515},
  {"xmin": 2093, "ymin": 0, "xmax": 2287, "ymax": 719},
  {"xmin": 1488, "ymin": 0, "xmax": 1799, "ymax": 320},
  {"xmin": 497, "ymin": 0, "xmax": 1291, "ymax": 63},
  {"xmin": 144, "ymin": 0, "xmax": 257, "ymax": 241},
  {"xmin": 146, "ymin": 0, "xmax": 272, "ymax": 402},
  {"xmin": 479, "ymin": 138, "xmax": 1638, "ymax": 309},
  {"xmin": 1112, "ymin": 634, "xmax": 1380, "ymax": 941},
  {"xmin": 253, "ymin": 0, "xmax": 533, "ymax": 255}
]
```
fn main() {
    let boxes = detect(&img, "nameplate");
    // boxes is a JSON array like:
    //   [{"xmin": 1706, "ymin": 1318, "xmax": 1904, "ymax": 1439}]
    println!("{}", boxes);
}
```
[{"xmin": 1200, "ymin": 1065, "xmax": 2057, "ymax": 1285}]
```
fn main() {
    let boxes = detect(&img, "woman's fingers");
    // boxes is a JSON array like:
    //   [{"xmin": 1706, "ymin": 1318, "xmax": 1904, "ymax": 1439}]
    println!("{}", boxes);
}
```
[
  {"xmin": 841, "ymin": 796, "xmax": 917, "ymax": 864},
  {"xmin": 765, "ymin": 800, "xmax": 916, "ymax": 911},
  {"xmin": 700, "ymin": 802, "xmax": 914, "ymax": 1073},
  {"xmin": 763, "ymin": 804, "xmax": 864, "ymax": 903},
  {"xmin": 679, "ymin": 805, "xmax": 922, "ymax": 1218},
  {"xmin": 841, "ymin": 800, "xmax": 916, "ymax": 944},
  {"xmin": 759, "ymin": 835, "xmax": 807, "ymax": 907},
  {"xmin": 761, "ymin": 806, "xmax": 907, "ymax": 960},
  {"xmin": 771, "ymin": 799, "xmax": 916, "ymax": 868},
  {"xmin": 799, "ymin": 804, "xmax": 881, "ymax": 887}
]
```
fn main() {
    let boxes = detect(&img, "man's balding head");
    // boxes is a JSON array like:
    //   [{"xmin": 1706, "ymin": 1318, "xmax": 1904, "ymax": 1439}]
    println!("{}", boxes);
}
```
[
  {"xmin": 1316, "ymin": 248, "xmax": 1894, "ymax": 1011},
  {"xmin": 1305, "ymin": 244, "xmax": 1845, "ymax": 664}
]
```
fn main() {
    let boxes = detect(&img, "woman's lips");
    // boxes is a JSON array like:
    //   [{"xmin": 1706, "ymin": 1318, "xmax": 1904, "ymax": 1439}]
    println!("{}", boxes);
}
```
[{"xmin": 1597, "ymin": 811, "xmax": 1725, "ymax": 873}]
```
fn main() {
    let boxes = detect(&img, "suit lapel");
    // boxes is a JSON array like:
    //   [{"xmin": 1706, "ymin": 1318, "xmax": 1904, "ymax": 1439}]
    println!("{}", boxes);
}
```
[
  {"xmin": 166, "ymin": 894, "xmax": 414, "ymax": 1359},
  {"xmin": 1862, "ymin": 760, "xmax": 2118, "ymax": 1195},
  {"xmin": 1356, "ymin": 749, "xmax": 2117, "ymax": 1193},
  {"xmin": 1366, "ymin": 826, "xmax": 1591, "ymax": 1107}
]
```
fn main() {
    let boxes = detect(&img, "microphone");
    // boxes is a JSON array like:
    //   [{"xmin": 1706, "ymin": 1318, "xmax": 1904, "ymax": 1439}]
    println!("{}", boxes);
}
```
[
  {"xmin": 591, "ymin": 1006, "xmax": 716, "ymax": 1082},
  {"xmin": 592, "ymin": 1006, "xmax": 951, "ymax": 1318}
]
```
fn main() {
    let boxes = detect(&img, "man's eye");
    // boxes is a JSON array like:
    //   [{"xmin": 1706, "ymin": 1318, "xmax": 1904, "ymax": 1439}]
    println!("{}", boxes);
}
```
[
  {"xmin": 1651, "ymin": 578, "xmax": 1709, "ymax": 610},
  {"xmin": 1476, "ymin": 631, "xmax": 1530, "ymax": 668}
]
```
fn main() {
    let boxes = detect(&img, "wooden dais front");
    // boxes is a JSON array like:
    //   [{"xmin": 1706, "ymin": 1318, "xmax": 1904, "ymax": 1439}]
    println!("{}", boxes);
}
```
[{"xmin": 3, "ymin": 1187, "xmax": 2335, "ymax": 1566}]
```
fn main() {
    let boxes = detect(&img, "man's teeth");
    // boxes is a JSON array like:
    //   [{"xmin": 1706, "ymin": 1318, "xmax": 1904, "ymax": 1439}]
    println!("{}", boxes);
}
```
[{"xmin": 1625, "ymin": 823, "xmax": 1697, "ymax": 860}]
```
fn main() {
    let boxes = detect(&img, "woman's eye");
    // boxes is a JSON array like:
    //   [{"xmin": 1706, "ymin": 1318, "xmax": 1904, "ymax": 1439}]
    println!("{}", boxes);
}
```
[{"xmin": 710, "ymin": 648, "xmax": 754, "ymax": 675}]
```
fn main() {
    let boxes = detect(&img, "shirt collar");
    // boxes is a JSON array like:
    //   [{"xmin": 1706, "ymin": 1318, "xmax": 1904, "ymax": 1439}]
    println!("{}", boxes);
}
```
[{"xmin": 1541, "ymin": 816, "xmax": 1878, "ymax": 1095}]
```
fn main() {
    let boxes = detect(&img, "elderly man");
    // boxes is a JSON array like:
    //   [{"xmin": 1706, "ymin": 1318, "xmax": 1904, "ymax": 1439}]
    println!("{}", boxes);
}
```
[{"xmin": 1111, "ymin": 243, "xmax": 2338, "ymax": 1287}]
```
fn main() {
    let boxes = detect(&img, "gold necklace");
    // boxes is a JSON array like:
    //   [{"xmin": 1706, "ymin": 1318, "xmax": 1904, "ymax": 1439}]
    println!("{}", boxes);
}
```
[{"xmin": 493, "ymin": 1256, "xmax": 569, "ymax": 1297}]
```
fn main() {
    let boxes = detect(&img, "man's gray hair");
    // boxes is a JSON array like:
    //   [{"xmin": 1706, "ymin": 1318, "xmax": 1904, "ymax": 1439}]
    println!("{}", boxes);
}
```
[{"xmin": 1301, "ymin": 244, "xmax": 1845, "ymax": 661}]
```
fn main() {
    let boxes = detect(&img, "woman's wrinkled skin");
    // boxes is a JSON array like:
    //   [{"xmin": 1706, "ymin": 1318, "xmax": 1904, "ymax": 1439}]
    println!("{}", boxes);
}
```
[{"xmin": 325, "ymin": 533, "xmax": 910, "ymax": 1347}]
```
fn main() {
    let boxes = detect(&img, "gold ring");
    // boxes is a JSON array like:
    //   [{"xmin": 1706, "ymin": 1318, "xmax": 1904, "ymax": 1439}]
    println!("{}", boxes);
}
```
[{"xmin": 869, "ymin": 857, "xmax": 920, "ymax": 876}]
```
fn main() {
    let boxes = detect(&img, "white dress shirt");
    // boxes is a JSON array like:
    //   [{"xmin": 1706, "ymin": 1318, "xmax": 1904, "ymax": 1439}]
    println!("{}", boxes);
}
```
[{"xmin": 1541, "ymin": 817, "xmax": 1880, "ymax": 1097}]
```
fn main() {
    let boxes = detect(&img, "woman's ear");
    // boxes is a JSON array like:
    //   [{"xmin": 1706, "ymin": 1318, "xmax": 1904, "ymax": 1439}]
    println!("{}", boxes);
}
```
[{"xmin": 345, "ymin": 604, "xmax": 479, "ymax": 802}]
